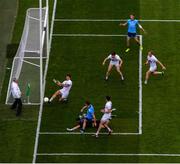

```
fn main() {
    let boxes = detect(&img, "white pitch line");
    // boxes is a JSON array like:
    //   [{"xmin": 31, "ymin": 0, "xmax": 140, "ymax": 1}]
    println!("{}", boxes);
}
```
[
  {"xmin": 39, "ymin": 132, "xmax": 139, "ymax": 135},
  {"xmin": 37, "ymin": 153, "xmax": 180, "ymax": 157},
  {"xmin": 52, "ymin": 34, "xmax": 128, "ymax": 37},
  {"xmin": 139, "ymin": 35, "xmax": 143, "ymax": 134},
  {"xmin": 54, "ymin": 19, "xmax": 180, "ymax": 22}
]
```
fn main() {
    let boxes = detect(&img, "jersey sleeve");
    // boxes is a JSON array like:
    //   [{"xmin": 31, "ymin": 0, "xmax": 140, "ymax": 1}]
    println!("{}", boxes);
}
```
[
  {"xmin": 116, "ymin": 55, "xmax": 121, "ymax": 61},
  {"xmin": 153, "ymin": 56, "xmax": 158, "ymax": 62},
  {"xmin": 107, "ymin": 55, "xmax": 111, "ymax": 59}
]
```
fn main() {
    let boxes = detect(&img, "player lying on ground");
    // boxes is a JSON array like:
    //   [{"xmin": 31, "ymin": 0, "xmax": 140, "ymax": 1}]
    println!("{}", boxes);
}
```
[
  {"xmin": 66, "ymin": 116, "xmax": 100, "ymax": 132},
  {"xmin": 102, "ymin": 51, "xmax": 124, "ymax": 81},
  {"xmin": 94, "ymin": 96, "xmax": 113, "ymax": 138},
  {"xmin": 144, "ymin": 51, "xmax": 166, "ymax": 84},
  {"xmin": 49, "ymin": 74, "xmax": 72, "ymax": 102},
  {"xmin": 67, "ymin": 101, "xmax": 97, "ymax": 134},
  {"xmin": 119, "ymin": 14, "xmax": 146, "ymax": 52}
]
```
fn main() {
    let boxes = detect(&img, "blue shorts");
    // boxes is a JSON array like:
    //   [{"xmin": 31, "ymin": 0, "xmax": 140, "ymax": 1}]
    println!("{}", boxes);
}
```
[{"xmin": 128, "ymin": 32, "xmax": 137, "ymax": 38}]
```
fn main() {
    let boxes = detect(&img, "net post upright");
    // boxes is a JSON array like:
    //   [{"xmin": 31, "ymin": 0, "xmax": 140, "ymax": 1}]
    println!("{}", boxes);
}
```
[{"xmin": 39, "ymin": 0, "xmax": 43, "ymax": 105}]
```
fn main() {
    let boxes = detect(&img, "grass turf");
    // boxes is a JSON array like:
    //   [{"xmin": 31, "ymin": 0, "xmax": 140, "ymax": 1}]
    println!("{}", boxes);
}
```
[{"xmin": 1, "ymin": 0, "xmax": 180, "ymax": 162}]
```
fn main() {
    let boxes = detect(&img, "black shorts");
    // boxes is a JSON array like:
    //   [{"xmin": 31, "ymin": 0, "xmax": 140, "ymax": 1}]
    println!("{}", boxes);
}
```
[
  {"xmin": 78, "ymin": 119, "xmax": 101, "ymax": 129},
  {"xmin": 128, "ymin": 32, "xmax": 136, "ymax": 38},
  {"xmin": 79, "ymin": 118, "xmax": 92, "ymax": 128}
]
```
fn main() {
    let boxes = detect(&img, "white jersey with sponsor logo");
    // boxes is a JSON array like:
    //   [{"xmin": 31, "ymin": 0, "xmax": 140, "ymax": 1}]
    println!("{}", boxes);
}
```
[
  {"xmin": 101, "ymin": 101, "xmax": 112, "ymax": 121},
  {"xmin": 11, "ymin": 81, "xmax": 21, "ymax": 98},
  {"xmin": 148, "ymin": 55, "xmax": 158, "ymax": 68},
  {"xmin": 60, "ymin": 80, "xmax": 72, "ymax": 93},
  {"xmin": 108, "ymin": 54, "xmax": 121, "ymax": 63}
]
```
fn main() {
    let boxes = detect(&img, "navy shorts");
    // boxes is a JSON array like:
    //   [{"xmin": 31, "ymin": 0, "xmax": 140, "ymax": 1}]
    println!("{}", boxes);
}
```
[{"xmin": 128, "ymin": 32, "xmax": 137, "ymax": 38}]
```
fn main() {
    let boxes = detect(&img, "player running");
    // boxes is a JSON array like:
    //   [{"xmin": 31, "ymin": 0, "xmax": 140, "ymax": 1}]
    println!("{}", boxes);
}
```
[
  {"xmin": 120, "ymin": 14, "xmax": 146, "ymax": 52},
  {"xmin": 102, "ymin": 51, "xmax": 124, "ymax": 81},
  {"xmin": 144, "ymin": 51, "xmax": 166, "ymax": 84},
  {"xmin": 94, "ymin": 96, "xmax": 113, "ymax": 138},
  {"xmin": 49, "ymin": 74, "xmax": 72, "ymax": 102}
]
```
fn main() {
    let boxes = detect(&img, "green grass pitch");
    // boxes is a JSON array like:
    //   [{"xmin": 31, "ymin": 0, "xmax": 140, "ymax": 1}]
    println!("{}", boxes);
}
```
[{"xmin": 0, "ymin": 0, "xmax": 180, "ymax": 162}]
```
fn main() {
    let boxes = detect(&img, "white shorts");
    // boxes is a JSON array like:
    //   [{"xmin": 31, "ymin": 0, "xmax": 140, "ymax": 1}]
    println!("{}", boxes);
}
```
[
  {"xmin": 110, "ymin": 61, "xmax": 119, "ymax": 67},
  {"xmin": 149, "ymin": 66, "xmax": 157, "ymax": 72},
  {"xmin": 101, "ymin": 114, "xmax": 111, "ymax": 122},
  {"xmin": 59, "ymin": 90, "xmax": 69, "ymax": 99}
]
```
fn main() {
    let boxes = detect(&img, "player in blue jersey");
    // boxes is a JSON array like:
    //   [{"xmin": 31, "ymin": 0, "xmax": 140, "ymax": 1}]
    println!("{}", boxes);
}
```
[
  {"xmin": 66, "ymin": 101, "xmax": 97, "ymax": 134},
  {"xmin": 120, "ymin": 14, "xmax": 146, "ymax": 52}
]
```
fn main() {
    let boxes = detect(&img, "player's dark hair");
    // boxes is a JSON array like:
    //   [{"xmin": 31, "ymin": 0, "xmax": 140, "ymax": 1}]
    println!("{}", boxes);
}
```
[
  {"xmin": 106, "ymin": 96, "xmax": 111, "ymax": 101},
  {"xmin": 13, "ymin": 78, "xmax": 17, "ymax": 82},
  {"xmin": 149, "ymin": 50, "xmax": 154, "ymax": 55},
  {"xmin": 111, "ymin": 51, "xmax": 116, "ymax": 56},
  {"xmin": 66, "ymin": 74, "xmax": 71, "ymax": 78},
  {"xmin": 85, "ymin": 101, "xmax": 90, "ymax": 105}
]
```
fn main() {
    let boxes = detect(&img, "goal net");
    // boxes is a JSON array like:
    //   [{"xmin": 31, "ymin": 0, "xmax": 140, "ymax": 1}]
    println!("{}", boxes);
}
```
[{"xmin": 6, "ymin": 8, "xmax": 48, "ymax": 105}]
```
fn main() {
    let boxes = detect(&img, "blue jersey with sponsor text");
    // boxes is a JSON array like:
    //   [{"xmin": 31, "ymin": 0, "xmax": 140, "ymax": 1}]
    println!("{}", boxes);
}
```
[
  {"xmin": 127, "ymin": 19, "xmax": 139, "ymax": 33},
  {"xmin": 85, "ymin": 105, "xmax": 94, "ymax": 120}
]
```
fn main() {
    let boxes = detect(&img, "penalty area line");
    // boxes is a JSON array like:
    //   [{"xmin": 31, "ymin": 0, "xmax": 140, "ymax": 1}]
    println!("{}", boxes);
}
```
[
  {"xmin": 39, "ymin": 132, "xmax": 140, "ymax": 135},
  {"xmin": 37, "ymin": 153, "xmax": 180, "ymax": 157}
]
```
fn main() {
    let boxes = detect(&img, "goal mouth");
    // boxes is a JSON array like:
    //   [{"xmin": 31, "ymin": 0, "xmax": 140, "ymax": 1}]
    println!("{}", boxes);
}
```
[{"xmin": 6, "ymin": 8, "xmax": 48, "ymax": 105}]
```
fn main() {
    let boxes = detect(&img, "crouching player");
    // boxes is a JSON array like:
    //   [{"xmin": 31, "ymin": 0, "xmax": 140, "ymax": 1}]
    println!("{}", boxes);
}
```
[
  {"xmin": 49, "ymin": 74, "xmax": 72, "ymax": 102},
  {"xmin": 144, "ymin": 51, "xmax": 166, "ymax": 84},
  {"xmin": 94, "ymin": 96, "xmax": 113, "ymax": 138},
  {"xmin": 102, "ymin": 51, "xmax": 124, "ymax": 81},
  {"xmin": 67, "ymin": 101, "xmax": 97, "ymax": 134}
]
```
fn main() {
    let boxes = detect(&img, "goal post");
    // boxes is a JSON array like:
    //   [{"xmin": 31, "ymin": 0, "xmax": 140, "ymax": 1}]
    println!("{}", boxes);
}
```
[{"xmin": 6, "ymin": 7, "xmax": 48, "ymax": 105}]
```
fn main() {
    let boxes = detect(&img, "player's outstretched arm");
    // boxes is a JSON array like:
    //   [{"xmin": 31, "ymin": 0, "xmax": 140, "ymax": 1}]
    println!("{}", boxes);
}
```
[
  {"xmin": 53, "ymin": 79, "xmax": 62, "ymax": 86},
  {"xmin": 138, "ymin": 24, "xmax": 147, "ymax": 34},
  {"xmin": 102, "ymin": 57, "xmax": 108, "ymax": 65},
  {"xmin": 92, "ymin": 114, "xmax": 97, "ymax": 127},
  {"xmin": 80, "ymin": 105, "xmax": 87, "ymax": 112},
  {"xmin": 157, "ymin": 60, "xmax": 166, "ymax": 70},
  {"xmin": 119, "ymin": 22, "xmax": 127, "ymax": 26}
]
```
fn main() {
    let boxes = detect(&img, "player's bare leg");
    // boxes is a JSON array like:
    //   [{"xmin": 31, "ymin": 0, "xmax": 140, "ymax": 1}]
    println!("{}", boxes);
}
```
[
  {"xmin": 80, "ymin": 119, "xmax": 87, "ymax": 133},
  {"xmin": 134, "ymin": 36, "xmax": 143, "ymax": 50},
  {"xmin": 116, "ymin": 65, "xmax": 124, "ymax": 80},
  {"xmin": 125, "ymin": 37, "xmax": 130, "ymax": 52},
  {"xmin": 152, "ymin": 71, "xmax": 164, "ymax": 75},
  {"xmin": 105, "ymin": 64, "xmax": 113, "ymax": 80},
  {"xmin": 49, "ymin": 90, "xmax": 60, "ymax": 102},
  {"xmin": 144, "ymin": 70, "xmax": 151, "ymax": 84},
  {"xmin": 67, "ymin": 125, "xmax": 80, "ymax": 132},
  {"xmin": 103, "ymin": 121, "xmax": 112, "ymax": 135},
  {"xmin": 95, "ymin": 121, "xmax": 105, "ymax": 137}
]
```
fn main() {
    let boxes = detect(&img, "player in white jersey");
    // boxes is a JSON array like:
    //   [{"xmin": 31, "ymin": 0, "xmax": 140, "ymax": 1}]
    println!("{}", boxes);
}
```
[
  {"xmin": 94, "ymin": 96, "xmax": 113, "ymax": 138},
  {"xmin": 144, "ymin": 51, "xmax": 166, "ymax": 84},
  {"xmin": 49, "ymin": 74, "xmax": 72, "ymax": 102},
  {"xmin": 102, "ymin": 51, "xmax": 124, "ymax": 81}
]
